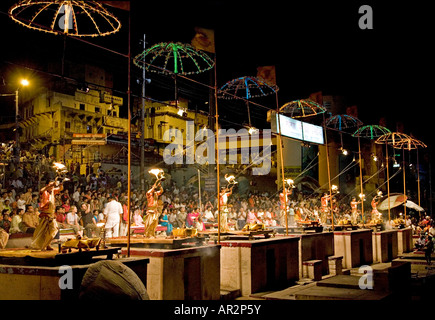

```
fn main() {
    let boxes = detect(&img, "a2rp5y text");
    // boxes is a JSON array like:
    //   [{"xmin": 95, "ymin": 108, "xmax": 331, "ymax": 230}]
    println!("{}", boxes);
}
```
[{"xmin": 174, "ymin": 304, "xmax": 262, "ymax": 317}]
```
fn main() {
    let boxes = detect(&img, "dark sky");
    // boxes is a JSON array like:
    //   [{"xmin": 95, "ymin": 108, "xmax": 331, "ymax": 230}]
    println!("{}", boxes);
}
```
[{"xmin": 0, "ymin": 0, "xmax": 432, "ymax": 151}]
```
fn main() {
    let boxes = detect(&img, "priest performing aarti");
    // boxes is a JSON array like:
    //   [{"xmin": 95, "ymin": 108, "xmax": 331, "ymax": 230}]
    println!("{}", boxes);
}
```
[
  {"xmin": 320, "ymin": 185, "xmax": 339, "ymax": 225},
  {"xmin": 350, "ymin": 196, "xmax": 361, "ymax": 225},
  {"xmin": 30, "ymin": 162, "xmax": 66, "ymax": 250},
  {"xmin": 279, "ymin": 179, "xmax": 295, "ymax": 226},
  {"xmin": 142, "ymin": 169, "xmax": 165, "ymax": 238},
  {"xmin": 219, "ymin": 175, "xmax": 237, "ymax": 232},
  {"xmin": 370, "ymin": 191, "xmax": 383, "ymax": 222}
]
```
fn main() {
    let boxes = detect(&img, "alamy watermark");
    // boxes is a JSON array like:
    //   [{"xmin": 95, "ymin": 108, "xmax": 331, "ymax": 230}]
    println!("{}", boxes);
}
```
[
  {"xmin": 59, "ymin": 265, "xmax": 73, "ymax": 290},
  {"xmin": 163, "ymin": 121, "xmax": 272, "ymax": 176},
  {"xmin": 358, "ymin": 265, "xmax": 374, "ymax": 289}
]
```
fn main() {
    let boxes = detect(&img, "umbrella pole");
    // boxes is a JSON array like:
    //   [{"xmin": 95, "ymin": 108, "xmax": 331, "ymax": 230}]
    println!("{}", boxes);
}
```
[
  {"xmin": 402, "ymin": 147, "xmax": 406, "ymax": 221},
  {"xmin": 386, "ymin": 145, "xmax": 391, "ymax": 222},
  {"xmin": 322, "ymin": 113, "xmax": 334, "ymax": 230},
  {"xmin": 358, "ymin": 131, "xmax": 364, "ymax": 223},
  {"xmin": 213, "ymin": 55, "xmax": 221, "ymax": 244},
  {"xmin": 127, "ymin": 9, "xmax": 132, "ymax": 257},
  {"xmin": 417, "ymin": 148, "xmax": 421, "ymax": 207},
  {"xmin": 276, "ymin": 103, "xmax": 288, "ymax": 235}
]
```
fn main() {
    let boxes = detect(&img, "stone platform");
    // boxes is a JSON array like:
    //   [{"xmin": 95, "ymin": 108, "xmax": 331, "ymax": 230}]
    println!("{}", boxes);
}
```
[{"xmin": 118, "ymin": 244, "xmax": 221, "ymax": 300}]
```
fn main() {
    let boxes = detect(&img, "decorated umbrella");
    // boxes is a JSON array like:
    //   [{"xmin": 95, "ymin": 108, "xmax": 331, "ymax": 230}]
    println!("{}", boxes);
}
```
[
  {"xmin": 9, "ymin": 0, "xmax": 122, "ymax": 37},
  {"xmin": 378, "ymin": 193, "xmax": 407, "ymax": 211},
  {"xmin": 133, "ymin": 42, "xmax": 214, "ymax": 75},
  {"xmin": 218, "ymin": 76, "xmax": 278, "ymax": 129},
  {"xmin": 406, "ymin": 200, "xmax": 424, "ymax": 212},
  {"xmin": 134, "ymin": 41, "xmax": 214, "ymax": 109},
  {"xmin": 325, "ymin": 114, "xmax": 363, "ymax": 131},
  {"xmin": 375, "ymin": 132, "xmax": 412, "ymax": 222},
  {"xmin": 352, "ymin": 125, "xmax": 391, "ymax": 140},
  {"xmin": 393, "ymin": 137, "xmax": 427, "ymax": 210},
  {"xmin": 325, "ymin": 114, "xmax": 363, "ymax": 152},
  {"xmin": 279, "ymin": 99, "xmax": 326, "ymax": 118},
  {"xmin": 325, "ymin": 114, "xmax": 366, "ymax": 220},
  {"xmin": 352, "ymin": 125, "xmax": 391, "ymax": 217},
  {"xmin": 217, "ymin": 75, "xmax": 279, "ymax": 234}
]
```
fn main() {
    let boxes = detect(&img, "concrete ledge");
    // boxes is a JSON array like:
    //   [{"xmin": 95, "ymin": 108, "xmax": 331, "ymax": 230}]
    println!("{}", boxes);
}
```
[{"xmin": 303, "ymin": 260, "xmax": 322, "ymax": 281}]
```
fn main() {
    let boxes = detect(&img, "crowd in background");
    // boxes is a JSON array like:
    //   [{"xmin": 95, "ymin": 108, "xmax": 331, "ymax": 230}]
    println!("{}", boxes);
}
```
[{"xmin": 0, "ymin": 156, "xmax": 433, "ymax": 255}]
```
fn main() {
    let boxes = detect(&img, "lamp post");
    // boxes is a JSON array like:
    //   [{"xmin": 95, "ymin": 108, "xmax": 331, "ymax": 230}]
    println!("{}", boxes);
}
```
[
  {"xmin": 0, "ymin": 79, "xmax": 28, "ymax": 164},
  {"xmin": 15, "ymin": 79, "xmax": 29, "ymax": 164}
]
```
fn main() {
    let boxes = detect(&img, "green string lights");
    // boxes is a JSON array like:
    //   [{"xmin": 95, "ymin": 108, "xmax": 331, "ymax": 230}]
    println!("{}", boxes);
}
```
[
  {"xmin": 133, "ymin": 42, "xmax": 215, "ymax": 75},
  {"xmin": 279, "ymin": 99, "xmax": 326, "ymax": 118}
]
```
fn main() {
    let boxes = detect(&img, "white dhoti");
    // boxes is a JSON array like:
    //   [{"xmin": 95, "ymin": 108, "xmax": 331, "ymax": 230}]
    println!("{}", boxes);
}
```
[{"xmin": 105, "ymin": 215, "xmax": 120, "ymax": 238}]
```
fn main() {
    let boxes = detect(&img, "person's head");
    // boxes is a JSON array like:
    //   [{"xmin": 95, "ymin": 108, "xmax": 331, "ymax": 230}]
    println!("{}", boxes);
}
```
[
  {"xmin": 18, "ymin": 208, "xmax": 24, "ymax": 216},
  {"xmin": 25, "ymin": 204, "xmax": 34, "ymax": 213},
  {"xmin": 70, "ymin": 205, "xmax": 77, "ymax": 213}
]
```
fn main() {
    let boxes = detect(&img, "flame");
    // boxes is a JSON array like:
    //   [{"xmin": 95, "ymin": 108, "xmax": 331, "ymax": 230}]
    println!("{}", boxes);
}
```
[
  {"xmin": 149, "ymin": 168, "xmax": 164, "ymax": 179},
  {"xmin": 53, "ymin": 162, "xmax": 67, "ymax": 172},
  {"xmin": 225, "ymin": 174, "xmax": 237, "ymax": 184}
]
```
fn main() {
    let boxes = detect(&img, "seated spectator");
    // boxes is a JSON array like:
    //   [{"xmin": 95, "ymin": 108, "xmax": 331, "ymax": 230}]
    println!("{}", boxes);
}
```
[
  {"xmin": 133, "ymin": 207, "xmax": 144, "ymax": 227},
  {"xmin": 195, "ymin": 216, "xmax": 205, "ymax": 231},
  {"xmin": 66, "ymin": 205, "xmax": 84, "ymax": 237},
  {"xmin": 20, "ymin": 204, "xmax": 39, "ymax": 233},
  {"xmin": 176, "ymin": 207, "xmax": 187, "ymax": 228},
  {"xmin": 10, "ymin": 208, "xmax": 24, "ymax": 234},
  {"xmin": 0, "ymin": 210, "xmax": 11, "ymax": 233},
  {"xmin": 159, "ymin": 208, "xmax": 173, "ymax": 235}
]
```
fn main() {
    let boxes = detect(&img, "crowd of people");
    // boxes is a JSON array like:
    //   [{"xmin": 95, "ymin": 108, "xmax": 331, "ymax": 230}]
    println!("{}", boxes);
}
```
[{"xmin": 0, "ymin": 154, "xmax": 433, "ymax": 259}]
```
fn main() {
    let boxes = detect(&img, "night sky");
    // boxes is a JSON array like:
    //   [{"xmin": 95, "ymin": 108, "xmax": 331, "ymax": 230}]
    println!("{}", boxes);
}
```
[{"xmin": 0, "ymin": 1, "xmax": 432, "ymax": 153}]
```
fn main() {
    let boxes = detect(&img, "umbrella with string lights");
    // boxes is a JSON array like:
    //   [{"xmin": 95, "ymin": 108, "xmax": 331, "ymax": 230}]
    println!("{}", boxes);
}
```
[
  {"xmin": 352, "ymin": 125, "xmax": 391, "ymax": 140},
  {"xmin": 325, "ymin": 114, "xmax": 366, "ymax": 219},
  {"xmin": 393, "ymin": 136, "xmax": 427, "ymax": 211},
  {"xmin": 325, "ymin": 114, "xmax": 363, "ymax": 131},
  {"xmin": 375, "ymin": 132, "xmax": 413, "ymax": 221},
  {"xmin": 279, "ymin": 99, "xmax": 326, "ymax": 118},
  {"xmin": 9, "ymin": 0, "xmax": 122, "ymax": 37},
  {"xmin": 133, "ymin": 42, "xmax": 215, "ymax": 75},
  {"xmin": 133, "ymin": 41, "xmax": 215, "ymax": 109},
  {"xmin": 218, "ymin": 76, "xmax": 278, "ymax": 130}
]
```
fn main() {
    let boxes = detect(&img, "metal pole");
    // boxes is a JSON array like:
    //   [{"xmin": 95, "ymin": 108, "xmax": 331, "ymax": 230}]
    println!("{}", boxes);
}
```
[
  {"xmin": 402, "ymin": 147, "xmax": 406, "ymax": 221},
  {"xmin": 275, "ymin": 94, "xmax": 288, "ymax": 235},
  {"xmin": 358, "ymin": 133, "xmax": 364, "ymax": 222},
  {"xmin": 198, "ymin": 169, "xmax": 202, "ymax": 214},
  {"xmin": 126, "ymin": 8, "xmax": 132, "ymax": 257},
  {"xmin": 214, "ymin": 55, "xmax": 220, "ymax": 244},
  {"xmin": 323, "ymin": 113, "xmax": 334, "ymax": 230},
  {"xmin": 15, "ymin": 90, "xmax": 20, "ymax": 164},
  {"xmin": 417, "ymin": 148, "xmax": 421, "ymax": 207},
  {"xmin": 140, "ymin": 34, "xmax": 146, "ymax": 191},
  {"xmin": 386, "ymin": 145, "xmax": 391, "ymax": 222}
]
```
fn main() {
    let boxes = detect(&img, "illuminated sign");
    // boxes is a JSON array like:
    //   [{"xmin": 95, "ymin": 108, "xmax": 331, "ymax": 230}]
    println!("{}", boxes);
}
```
[{"xmin": 271, "ymin": 112, "xmax": 324, "ymax": 145}]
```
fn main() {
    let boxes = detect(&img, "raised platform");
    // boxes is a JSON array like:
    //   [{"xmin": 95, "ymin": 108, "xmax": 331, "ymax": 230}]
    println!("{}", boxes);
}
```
[
  {"xmin": 0, "ymin": 256, "xmax": 149, "ymax": 300},
  {"xmin": 0, "ymin": 247, "xmax": 121, "ymax": 267},
  {"xmin": 119, "ymin": 245, "xmax": 221, "ymax": 300},
  {"xmin": 219, "ymin": 236, "xmax": 300, "ymax": 297},
  {"xmin": 107, "ymin": 235, "xmax": 208, "ymax": 249}
]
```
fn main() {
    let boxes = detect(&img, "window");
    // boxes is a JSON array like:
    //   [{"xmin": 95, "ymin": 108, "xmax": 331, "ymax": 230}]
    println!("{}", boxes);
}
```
[
  {"xmin": 87, "ymin": 125, "xmax": 92, "ymax": 133},
  {"xmin": 80, "ymin": 103, "xmax": 85, "ymax": 111},
  {"xmin": 95, "ymin": 107, "xmax": 100, "ymax": 113},
  {"xmin": 65, "ymin": 121, "xmax": 71, "ymax": 129}
]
